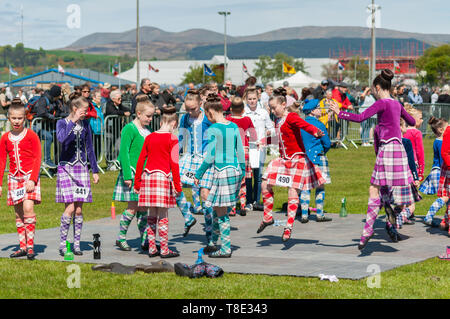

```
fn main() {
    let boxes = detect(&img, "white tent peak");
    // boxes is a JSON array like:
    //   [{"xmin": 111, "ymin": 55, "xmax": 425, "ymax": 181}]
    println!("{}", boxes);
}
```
[{"xmin": 273, "ymin": 70, "xmax": 321, "ymax": 89}]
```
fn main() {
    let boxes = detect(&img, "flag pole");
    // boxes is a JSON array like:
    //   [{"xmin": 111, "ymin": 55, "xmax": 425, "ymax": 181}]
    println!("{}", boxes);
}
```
[
  {"xmin": 202, "ymin": 64, "xmax": 205, "ymax": 85},
  {"xmin": 119, "ymin": 63, "xmax": 121, "ymax": 90}
]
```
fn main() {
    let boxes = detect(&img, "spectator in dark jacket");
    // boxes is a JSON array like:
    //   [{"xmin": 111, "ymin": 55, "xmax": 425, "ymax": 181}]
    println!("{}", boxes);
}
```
[
  {"xmin": 161, "ymin": 86, "xmax": 177, "ymax": 106},
  {"xmin": 131, "ymin": 78, "xmax": 152, "ymax": 114},
  {"xmin": 150, "ymin": 83, "xmax": 167, "ymax": 114},
  {"xmin": 437, "ymin": 85, "xmax": 450, "ymax": 104},
  {"xmin": 313, "ymin": 80, "xmax": 329, "ymax": 100},
  {"xmin": 33, "ymin": 85, "xmax": 61, "ymax": 168},
  {"xmin": 105, "ymin": 89, "xmax": 131, "ymax": 117}
]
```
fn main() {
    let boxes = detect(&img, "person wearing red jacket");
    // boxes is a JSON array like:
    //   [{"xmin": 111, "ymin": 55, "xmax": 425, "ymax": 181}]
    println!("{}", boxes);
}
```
[
  {"xmin": 81, "ymin": 84, "xmax": 98, "ymax": 120},
  {"xmin": 256, "ymin": 88, "xmax": 326, "ymax": 242},
  {"xmin": 0, "ymin": 100, "xmax": 42, "ymax": 260},
  {"xmin": 134, "ymin": 106, "xmax": 182, "ymax": 258},
  {"xmin": 332, "ymin": 83, "xmax": 353, "ymax": 110}
]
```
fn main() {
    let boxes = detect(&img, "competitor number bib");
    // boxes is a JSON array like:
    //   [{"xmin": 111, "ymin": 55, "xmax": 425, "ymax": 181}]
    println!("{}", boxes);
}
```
[
  {"xmin": 11, "ymin": 187, "xmax": 26, "ymax": 202},
  {"xmin": 275, "ymin": 174, "xmax": 293, "ymax": 188},
  {"xmin": 184, "ymin": 171, "xmax": 195, "ymax": 184},
  {"xmin": 73, "ymin": 186, "xmax": 90, "ymax": 200}
]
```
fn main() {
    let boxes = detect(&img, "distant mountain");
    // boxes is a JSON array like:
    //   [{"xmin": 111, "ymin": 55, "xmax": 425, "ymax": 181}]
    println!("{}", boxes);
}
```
[{"xmin": 62, "ymin": 26, "xmax": 450, "ymax": 59}]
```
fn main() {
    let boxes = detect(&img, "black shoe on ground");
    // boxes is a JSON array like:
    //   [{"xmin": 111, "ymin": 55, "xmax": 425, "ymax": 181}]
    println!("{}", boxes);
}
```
[
  {"xmin": 148, "ymin": 250, "xmax": 160, "ymax": 258},
  {"xmin": 160, "ymin": 251, "xmax": 180, "ymax": 258},
  {"xmin": 27, "ymin": 249, "xmax": 36, "ymax": 260},
  {"xmin": 208, "ymin": 252, "xmax": 232, "ymax": 258},
  {"xmin": 256, "ymin": 219, "xmax": 274, "ymax": 233},
  {"xmin": 316, "ymin": 215, "xmax": 333, "ymax": 222},
  {"xmin": 141, "ymin": 242, "xmax": 149, "ymax": 252},
  {"xmin": 204, "ymin": 244, "xmax": 219, "ymax": 254},
  {"xmin": 300, "ymin": 216, "xmax": 309, "ymax": 224},
  {"xmin": 183, "ymin": 218, "xmax": 197, "ymax": 237},
  {"xmin": 358, "ymin": 234, "xmax": 373, "ymax": 251},
  {"xmin": 74, "ymin": 250, "xmax": 83, "ymax": 256},
  {"xmin": 253, "ymin": 203, "xmax": 264, "ymax": 211},
  {"xmin": 10, "ymin": 249, "xmax": 27, "ymax": 258},
  {"xmin": 239, "ymin": 209, "xmax": 247, "ymax": 216},
  {"xmin": 386, "ymin": 224, "xmax": 401, "ymax": 242},
  {"xmin": 115, "ymin": 240, "xmax": 132, "ymax": 251}
]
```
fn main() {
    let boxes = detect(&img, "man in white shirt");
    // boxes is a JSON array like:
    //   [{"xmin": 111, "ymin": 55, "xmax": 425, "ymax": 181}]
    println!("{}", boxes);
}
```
[
  {"xmin": 260, "ymin": 84, "xmax": 273, "ymax": 112},
  {"xmin": 244, "ymin": 89, "xmax": 275, "ymax": 210}
]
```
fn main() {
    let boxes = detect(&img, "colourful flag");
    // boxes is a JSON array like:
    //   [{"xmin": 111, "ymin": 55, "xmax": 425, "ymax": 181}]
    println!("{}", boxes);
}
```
[
  {"xmin": 337, "ymin": 62, "xmax": 345, "ymax": 71},
  {"xmin": 243, "ymin": 62, "xmax": 249, "ymax": 74},
  {"xmin": 203, "ymin": 64, "xmax": 216, "ymax": 77},
  {"xmin": 112, "ymin": 64, "xmax": 119, "ymax": 77},
  {"xmin": 9, "ymin": 65, "xmax": 18, "ymax": 76},
  {"xmin": 58, "ymin": 64, "xmax": 65, "ymax": 75},
  {"xmin": 148, "ymin": 63, "xmax": 159, "ymax": 73},
  {"xmin": 282, "ymin": 62, "xmax": 296, "ymax": 74},
  {"xmin": 393, "ymin": 60, "xmax": 401, "ymax": 73}
]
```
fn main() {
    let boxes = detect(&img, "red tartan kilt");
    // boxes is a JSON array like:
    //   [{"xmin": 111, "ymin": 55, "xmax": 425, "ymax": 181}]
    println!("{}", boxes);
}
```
[
  {"xmin": 7, "ymin": 174, "xmax": 41, "ymax": 206},
  {"xmin": 244, "ymin": 146, "xmax": 252, "ymax": 178},
  {"xmin": 437, "ymin": 165, "xmax": 450, "ymax": 198},
  {"xmin": 263, "ymin": 154, "xmax": 325, "ymax": 190},
  {"xmin": 137, "ymin": 170, "xmax": 176, "ymax": 208}
]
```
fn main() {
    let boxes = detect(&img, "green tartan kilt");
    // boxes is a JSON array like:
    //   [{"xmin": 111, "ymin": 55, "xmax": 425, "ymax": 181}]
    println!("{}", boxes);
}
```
[{"xmin": 113, "ymin": 169, "xmax": 139, "ymax": 202}]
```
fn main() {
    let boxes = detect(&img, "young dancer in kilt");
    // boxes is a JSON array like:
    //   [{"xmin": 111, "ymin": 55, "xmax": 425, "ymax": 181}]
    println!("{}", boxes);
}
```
[
  {"xmin": 225, "ymin": 96, "xmax": 257, "ymax": 216},
  {"xmin": 113, "ymin": 95, "xmax": 156, "ymax": 251},
  {"xmin": 257, "ymin": 88, "xmax": 326, "ymax": 242},
  {"xmin": 436, "ymin": 124, "xmax": 450, "ymax": 236},
  {"xmin": 0, "ymin": 100, "xmax": 41, "ymax": 260},
  {"xmin": 134, "ymin": 106, "xmax": 182, "ymax": 258},
  {"xmin": 56, "ymin": 92, "xmax": 100, "ymax": 256},
  {"xmin": 179, "ymin": 89, "xmax": 217, "ymax": 252},
  {"xmin": 329, "ymin": 69, "xmax": 417, "ymax": 250},
  {"xmin": 194, "ymin": 94, "xmax": 245, "ymax": 258},
  {"xmin": 403, "ymin": 104, "xmax": 425, "ymax": 182},
  {"xmin": 422, "ymin": 117, "xmax": 450, "ymax": 232},
  {"xmin": 297, "ymin": 99, "xmax": 332, "ymax": 223}
]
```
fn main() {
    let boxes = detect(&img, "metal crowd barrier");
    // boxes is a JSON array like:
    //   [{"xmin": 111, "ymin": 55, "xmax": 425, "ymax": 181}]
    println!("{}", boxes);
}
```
[
  {"xmin": 31, "ymin": 117, "xmax": 105, "ymax": 178},
  {"xmin": 412, "ymin": 103, "xmax": 450, "ymax": 137}
]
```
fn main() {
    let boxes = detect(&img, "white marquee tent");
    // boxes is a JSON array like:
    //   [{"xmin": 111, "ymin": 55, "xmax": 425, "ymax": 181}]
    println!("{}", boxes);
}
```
[{"xmin": 273, "ymin": 70, "xmax": 321, "ymax": 89}]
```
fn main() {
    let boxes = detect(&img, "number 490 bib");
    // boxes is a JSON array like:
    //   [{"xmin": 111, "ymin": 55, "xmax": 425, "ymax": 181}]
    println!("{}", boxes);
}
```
[{"xmin": 275, "ymin": 174, "xmax": 293, "ymax": 188}]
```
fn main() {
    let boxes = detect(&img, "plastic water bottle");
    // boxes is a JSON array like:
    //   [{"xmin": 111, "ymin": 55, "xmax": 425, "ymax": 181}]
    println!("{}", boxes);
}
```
[
  {"xmin": 196, "ymin": 248, "xmax": 204, "ymax": 264},
  {"xmin": 64, "ymin": 240, "xmax": 74, "ymax": 261},
  {"xmin": 339, "ymin": 197, "xmax": 348, "ymax": 217},
  {"xmin": 93, "ymin": 233, "xmax": 101, "ymax": 259}
]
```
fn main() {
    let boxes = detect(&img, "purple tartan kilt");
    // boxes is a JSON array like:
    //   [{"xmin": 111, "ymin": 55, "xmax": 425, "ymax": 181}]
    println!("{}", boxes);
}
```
[
  {"xmin": 371, "ymin": 142, "xmax": 413, "ymax": 187},
  {"xmin": 56, "ymin": 163, "xmax": 92, "ymax": 203}
]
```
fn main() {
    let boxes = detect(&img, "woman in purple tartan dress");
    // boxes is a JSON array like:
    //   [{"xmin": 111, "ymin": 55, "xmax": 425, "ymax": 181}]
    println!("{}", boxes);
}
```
[
  {"xmin": 330, "ymin": 69, "xmax": 416, "ymax": 250},
  {"xmin": 56, "ymin": 92, "xmax": 100, "ymax": 256}
]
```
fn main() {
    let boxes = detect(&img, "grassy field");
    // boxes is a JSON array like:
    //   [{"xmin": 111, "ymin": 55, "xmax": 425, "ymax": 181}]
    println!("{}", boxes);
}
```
[{"xmin": 0, "ymin": 137, "xmax": 449, "ymax": 299}]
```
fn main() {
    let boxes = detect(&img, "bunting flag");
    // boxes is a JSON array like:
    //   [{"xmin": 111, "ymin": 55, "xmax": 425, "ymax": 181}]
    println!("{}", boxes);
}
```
[
  {"xmin": 112, "ymin": 64, "xmax": 119, "ymax": 77},
  {"xmin": 242, "ymin": 62, "xmax": 249, "ymax": 74},
  {"xmin": 148, "ymin": 63, "xmax": 159, "ymax": 73},
  {"xmin": 393, "ymin": 60, "xmax": 401, "ymax": 73},
  {"xmin": 203, "ymin": 64, "xmax": 216, "ymax": 77},
  {"xmin": 9, "ymin": 65, "xmax": 18, "ymax": 76},
  {"xmin": 282, "ymin": 62, "xmax": 296, "ymax": 74},
  {"xmin": 58, "ymin": 64, "xmax": 65, "ymax": 75},
  {"xmin": 337, "ymin": 62, "xmax": 345, "ymax": 71}
]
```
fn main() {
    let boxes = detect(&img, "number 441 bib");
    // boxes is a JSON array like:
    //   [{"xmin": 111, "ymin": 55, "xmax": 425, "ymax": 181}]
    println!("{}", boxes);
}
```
[
  {"xmin": 275, "ymin": 174, "xmax": 293, "ymax": 188},
  {"xmin": 73, "ymin": 186, "xmax": 90, "ymax": 200}
]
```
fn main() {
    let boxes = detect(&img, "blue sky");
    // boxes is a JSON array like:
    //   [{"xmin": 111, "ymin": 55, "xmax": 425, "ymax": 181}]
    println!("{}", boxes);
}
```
[{"xmin": 0, "ymin": 0, "xmax": 448, "ymax": 49}]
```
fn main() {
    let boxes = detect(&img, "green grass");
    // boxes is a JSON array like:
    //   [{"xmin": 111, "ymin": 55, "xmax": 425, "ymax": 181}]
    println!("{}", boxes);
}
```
[{"xmin": 0, "ymin": 137, "xmax": 449, "ymax": 299}]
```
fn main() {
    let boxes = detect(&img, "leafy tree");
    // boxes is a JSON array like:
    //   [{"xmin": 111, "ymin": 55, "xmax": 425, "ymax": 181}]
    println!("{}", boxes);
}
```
[
  {"xmin": 342, "ymin": 56, "xmax": 369, "ymax": 87},
  {"xmin": 254, "ymin": 53, "xmax": 307, "ymax": 83},
  {"xmin": 416, "ymin": 44, "xmax": 450, "ymax": 85}
]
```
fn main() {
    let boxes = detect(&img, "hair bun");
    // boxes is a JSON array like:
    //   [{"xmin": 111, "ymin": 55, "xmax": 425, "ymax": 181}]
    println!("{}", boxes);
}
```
[
  {"xmin": 206, "ymin": 93, "xmax": 221, "ymax": 103},
  {"xmin": 273, "ymin": 87, "xmax": 287, "ymax": 97},
  {"xmin": 428, "ymin": 116, "xmax": 438, "ymax": 125},
  {"xmin": 161, "ymin": 105, "xmax": 177, "ymax": 115},
  {"xmin": 187, "ymin": 89, "xmax": 199, "ymax": 95},
  {"xmin": 69, "ymin": 91, "xmax": 82, "ymax": 101},
  {"xmin": 136, "ymin": 94, "xmax": 150, "ymax": 103},
  {"xmin": 381, "ymin": 69, "xmax": 394, "ymax": 82}
]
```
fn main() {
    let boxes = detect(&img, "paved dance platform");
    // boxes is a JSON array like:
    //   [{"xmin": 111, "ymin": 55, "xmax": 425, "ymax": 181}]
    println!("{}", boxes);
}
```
[{"xmin": 0, "ymin": 209, "xmax": 448, "ymax": 279}]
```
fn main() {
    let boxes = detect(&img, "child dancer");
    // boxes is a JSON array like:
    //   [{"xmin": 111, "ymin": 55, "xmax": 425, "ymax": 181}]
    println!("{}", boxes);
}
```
[
  {"xmin": 422, "ymin": 117, "xmax": 450, "ymax": 229},
  {"xmin": 226, "ymin": 96, "xmax": 257, "ymax": 216},
  {"xmin": 437, "ymin": 123, "xmax": 450, "ymax": 236},
  {"xmin": 329, "ymin": 69, "xmax": 416, "ymax": 250},
  {"xmin": 257, "ymin": 88, "xmax": 326, "ymax": 242},
  {"xmin": 179, "ymin": 88, "xmax": 217, "ymax": 252},
  {"xmin": 243, "ymin": 87, "xmax": 275, "ymax": 211},
  {"xmin": 0, "ymin": 100, "xmax": 41, "ymax": 260},
  {"xmin": 114, "ymin": 95, "xmax": 156, "ymax": 251},
  {"xmin": 134, "ymin": 106, "xmax": 182, "ymax": 258},
  {"xmin": 298, "ymin": 99, "xmax": 332, "ymax": 223},
  {"xmin": 397, "ymin": 118, "xmax": 421, "ymax": 228},
  {"xmin": 403, "ymin": 104, "xmax": 425, "ymax": 182},
  {"xmin": 194, "ymin": 94, "xmax": 245, "ymax": 257},
  {"xmin": 57, "ymin": 92, "xmax": 100, "ymax": 256}
]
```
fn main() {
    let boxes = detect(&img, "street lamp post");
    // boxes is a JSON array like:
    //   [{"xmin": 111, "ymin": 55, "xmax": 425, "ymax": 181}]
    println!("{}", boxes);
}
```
[{"xmin": 218, "ymin": 11, "xmax": 230, "ymax": 83}]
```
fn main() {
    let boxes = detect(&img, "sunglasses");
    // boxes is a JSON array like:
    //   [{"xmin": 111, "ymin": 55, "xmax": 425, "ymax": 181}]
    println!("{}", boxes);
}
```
[{"xmin": 82, "ymin": 90, "xmax": 90, "ymax": 93}]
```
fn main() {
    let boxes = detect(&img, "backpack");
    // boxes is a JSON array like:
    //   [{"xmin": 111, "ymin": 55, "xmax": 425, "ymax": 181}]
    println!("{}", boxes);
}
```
[{"xmin": 25, "ymin": 96, "xmax": 49, "ymax": 121}]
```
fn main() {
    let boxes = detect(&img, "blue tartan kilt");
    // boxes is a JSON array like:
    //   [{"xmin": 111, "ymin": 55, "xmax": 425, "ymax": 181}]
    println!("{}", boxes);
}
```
[
  {"xmin": 179, "ymin": 153, "xmax": 213, "ymax": 189},
  {"xmin": 206, "ymin": 166, "xmax": 243, "ymax": 207},
  {"xmin": 419, "ymin": 167, "xmax": 440, "ymax": 195}
]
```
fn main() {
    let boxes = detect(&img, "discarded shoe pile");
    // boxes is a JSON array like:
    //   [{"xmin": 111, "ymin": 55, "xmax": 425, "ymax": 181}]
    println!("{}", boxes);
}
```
[{"xmin": 174, "ymin": 262, "xmax": 224, "ymax": 279}]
